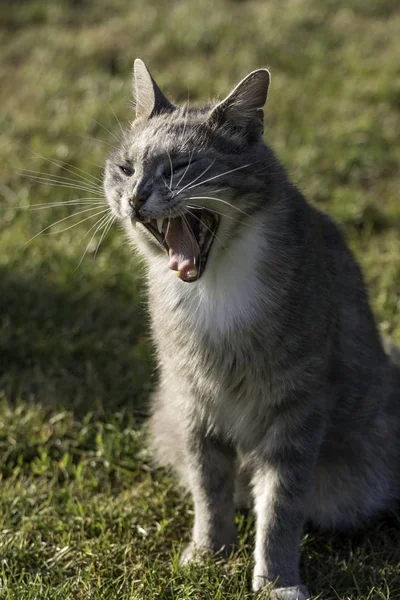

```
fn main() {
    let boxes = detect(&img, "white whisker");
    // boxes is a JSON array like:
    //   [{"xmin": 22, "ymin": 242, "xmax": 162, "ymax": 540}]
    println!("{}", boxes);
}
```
[
  {"xmin": 27, "ymin": 200, "xmax": 106, "ymax": 211},
  {"xmin": 166, "ymin": 208, "xmax": 172, "ymax": 239},
  {"xmin": 175, "ymin": 149, "xmax": 194, "ymax": 189},
  {"xmin": 162, "ymin": 175, "xmax": 172, "ymax": 193},
  {"xmin": 19, "ymin": 172, "xmax": 103, "ymax": 195},
  {"xmin": 75, "ymin": 211, "xmax": 112, "ymax": 270},
  {"xmin": 107, "ymin": 101, "xmax": 127, "ymax": 145},
  {"xmin": 44, "ymin": 209, "xmax": 111, "ymax": 236},
  {"xmin": 185, "ymin": 208, "xmax": 224, "ymax": 246},
  {"xmin": 27, "ymin": 181, "xmax": 102, "ymax": 195},
  {"xmin": 80, "ymin": 211, "xmax": 111, "ymax": 242},
  {"xmin": 174, "ymin": 159, "xmax": 216, "ymax": 197},
  {"xmin": 18, "ymin": 168, "xmax": 104, "ymax": 189},
  {"xmin": 21, "ymin": 174, "xmax": 103, "ymax": 190},
  {"xmin": 186, "ymin": 204, "xmax": 261, "ymax": 231},
  {"xmin": 66, "ymin": 133, "xmax": 117, "ymax": 150},
  {"xmin": 181, "ymin": 162, "xmax": 253, "ymax": 194},
  {"xmin": 180, "ymin": 104, "xmax": 190, "ymax": 146},
  {"xmin": 24, "ymin": 207, "xmax": 110, "ymax": 245},
  {"xmin": 187, "ymin": 195, "xmax": 263, "ymax": 224},
  {"xmin": 92, "ymin": 119, "xmax": 120, "ymax": 143},
  {"xmin": 94, "ymin": 214, "xmax": 116, "ymax": 258},
  {"xmin": 166, "ymin": 150, "xmax": 174, "ymax": 191},
  {"xmin": 195, "ymin": 187, "xmax": 227, "ymax": 195},
  {"xmin": 19, "ymin": 143, "xmax": 104, "ymax": 185}
]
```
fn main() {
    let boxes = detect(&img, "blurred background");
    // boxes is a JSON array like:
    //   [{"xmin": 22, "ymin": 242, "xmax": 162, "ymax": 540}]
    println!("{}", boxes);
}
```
[{"xmin": 1, "ymin": 1, "xmax": 399, "ymax": 599}]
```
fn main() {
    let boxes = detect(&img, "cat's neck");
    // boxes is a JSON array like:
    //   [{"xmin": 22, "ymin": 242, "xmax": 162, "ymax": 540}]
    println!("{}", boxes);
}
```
[{"xmin": 146, "ymin": 210, "xmax": 278, "ymax": 336}]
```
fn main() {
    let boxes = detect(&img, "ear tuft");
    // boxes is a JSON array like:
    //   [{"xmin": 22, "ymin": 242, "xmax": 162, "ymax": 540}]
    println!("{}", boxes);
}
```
[
  {"xmin": 133, "ymin": 59, "xmax": 175, "ymax": 120},
  {"xmin": 209, "ymin": 69, "xmax": 270, "ymax": 134}
]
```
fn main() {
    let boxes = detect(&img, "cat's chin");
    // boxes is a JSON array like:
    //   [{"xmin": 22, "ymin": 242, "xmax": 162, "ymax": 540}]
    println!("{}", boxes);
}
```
[{"xmin": 135, "ymin": 209, "xmax": 219, "ymax": 283}]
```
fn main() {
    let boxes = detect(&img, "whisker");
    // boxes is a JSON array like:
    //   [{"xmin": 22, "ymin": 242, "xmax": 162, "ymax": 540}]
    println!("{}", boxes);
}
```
[
  {"xmin": 181, "ymin": 162, "xmax": 253, "ymax": 194},
  {"xmin": 173, "ymin": 159, "xmax": 216, "ymax": 197},
  {"xmin": 94, "ymin": 213, "xmax": 116, "ymax": 258},
  {"xmin": 107, "ymin": 101, "xmax": 127, "ymax": 144},
  {"xmin": 18, "ymin": 168, "xmax": 104, "ymax": 190},
  {"xmin": 186, "ymin": 204, "xmax": 261, "ymax": 231},
  {"xmin": 18, "ymin": 167, "xmax": 97, "ymax": 183},
  {"xmin": 23, "ymin": 180, "xmax": 102, "ymax": 196},
  {"xmin": 19, "ymin": 143, "xmax": 104, "ymax": 185},
  {"xmin": 92, "ymin": 119, "xmax": 120, "ymax": 143},
  {"xmin": 166, "ymin": 150, "xmax": 174, "ymax": 191},
  {"xmin": 75, "ymin": 210, "xmax": 112, "ymax": 270},
  {"xmin": 195, "ymin": 187, "xmax": 227, "ymax": 195},
  {"xmin": 185, "ymin": 207, "xmax": 224, "ymax": 246},
  {"xmin": 18, "ymin": 172, "xmax": 104, "ymax": 194},
  {"xmin": 26, "ymin": 199, "xmax": 106, "ymax": 211},
  {"xmin": 44, "ymin": 209, "xmax": 111, "ymax": 236},
  {"xmin": 18, "ymin": 175, "xmax": 103, "ymax": 196},
  {"xmin": 82, "ymin": 159, "xmax": 106, "ymax": 171},
  {"xmin": 166, "ymin": 208, "xmax": 172, "ymax": 239},
  {"xmin": 161, "ymin": 175, "xmax": 172, "ymax": 193},
  {"xmin": 66, "ymin": 133, "xmax": 117, "ymax": 150},
  {"xmin": 187, "ymin": 195, "xmax": 263, "ymax": 225},
  {"xmin": 80, "ymin": 211, "xmax": 111, "ymax": 242},
  {"xmin": 180, "ymin": 104, "xmax": 190, "ymax": 146},
  {"xmin": 24, "ymin": 207, "xmax": 110, "ymax": 245},
  {"xmin": 22, "ymin": 177, "xmax": 104, "ymax": 197},
  {"xmin": 175, "ymin": 149, "xmax": 194, "ymax": 189}
]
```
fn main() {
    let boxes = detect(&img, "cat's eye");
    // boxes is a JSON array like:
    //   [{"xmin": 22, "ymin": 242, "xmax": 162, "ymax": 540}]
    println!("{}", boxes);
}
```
[{"xmin": 119, "ymin": 165, "xmax": 134, "ymax": 177}]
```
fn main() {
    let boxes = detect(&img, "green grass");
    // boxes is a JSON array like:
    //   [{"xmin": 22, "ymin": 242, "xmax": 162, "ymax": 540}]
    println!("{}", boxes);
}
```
[{"xmin": 1, "ymin": 0, "xmax": 400, "ymax": 598}]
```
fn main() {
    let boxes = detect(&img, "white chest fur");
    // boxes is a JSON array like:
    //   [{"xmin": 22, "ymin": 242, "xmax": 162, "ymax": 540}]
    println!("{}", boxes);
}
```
[{"xmin": 148, "ymin": 224, "xmax": 267, "ymax": 337}]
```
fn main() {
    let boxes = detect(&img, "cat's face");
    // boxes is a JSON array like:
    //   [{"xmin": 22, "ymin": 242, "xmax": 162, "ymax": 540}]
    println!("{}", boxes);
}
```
[{"xmin": 104, "ymin": 60, "xmax": 270, "ymax": 283}]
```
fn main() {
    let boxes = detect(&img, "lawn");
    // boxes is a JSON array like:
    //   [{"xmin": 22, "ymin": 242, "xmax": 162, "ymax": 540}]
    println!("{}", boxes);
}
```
[{"xmin": 0, "ymin": 0, "xmax": 399, "ymax": 598}]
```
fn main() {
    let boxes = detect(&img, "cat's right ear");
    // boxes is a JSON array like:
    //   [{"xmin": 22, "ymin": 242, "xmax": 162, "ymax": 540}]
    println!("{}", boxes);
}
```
[
  {"xmin": 133, "ymin": 59, "xmax": 175, "ymax": 120},
  {"xmin": 209, "ymin": 69, "xmax": 270, "ymax": 136}
]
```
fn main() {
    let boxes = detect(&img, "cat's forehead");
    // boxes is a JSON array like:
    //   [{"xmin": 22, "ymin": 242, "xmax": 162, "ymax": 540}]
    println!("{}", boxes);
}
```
[{"xmin": 124, "ymin": 106, "xmax": 210, "ymax": 160}]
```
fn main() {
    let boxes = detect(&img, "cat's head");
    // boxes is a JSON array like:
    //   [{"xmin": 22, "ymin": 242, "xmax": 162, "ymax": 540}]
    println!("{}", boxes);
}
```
[{"xmin": 104, "ymin": 59, "xmax": 272, "ymax": 282}]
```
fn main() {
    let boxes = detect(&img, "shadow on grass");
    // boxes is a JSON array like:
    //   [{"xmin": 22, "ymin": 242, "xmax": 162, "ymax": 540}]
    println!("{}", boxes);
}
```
[
  {"xmin": 302, "ymin": 511, "xmax": 400, "ymax": 599},
  {"xmin": 0, "ymin": 266, "xmax": 155, "ymax": 416}
]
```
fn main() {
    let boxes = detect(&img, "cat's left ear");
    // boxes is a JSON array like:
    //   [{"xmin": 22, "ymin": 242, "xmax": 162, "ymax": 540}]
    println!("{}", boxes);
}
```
[
  {"xmin": 133, "ymin": 59, "xmax": 175, "ymax": 120},
  {"xmin": 209, "ymin": 69, "xmax": 270, "ymax": 136}
]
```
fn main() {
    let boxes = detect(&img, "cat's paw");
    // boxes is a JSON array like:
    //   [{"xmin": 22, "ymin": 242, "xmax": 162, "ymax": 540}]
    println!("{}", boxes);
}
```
[
  {"xmin": 180, "ymin": 540, "xmax": 236, "ymax": 565},
  {"xmin": 180, "ymin": 542, "xmax": 208, "ymax": 565},
  {"xmin": 252, "ymin": 577, "xmax": 309, "ymax": 600},
  {"xmin": 268, "ymin": 585, "xmax": 310, "ymax": 600}
]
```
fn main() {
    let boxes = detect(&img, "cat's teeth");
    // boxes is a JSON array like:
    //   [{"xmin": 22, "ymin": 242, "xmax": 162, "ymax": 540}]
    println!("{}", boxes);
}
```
[{"xmin": 156, "ymin": 218, "xmax": 164, "ymax": 234}]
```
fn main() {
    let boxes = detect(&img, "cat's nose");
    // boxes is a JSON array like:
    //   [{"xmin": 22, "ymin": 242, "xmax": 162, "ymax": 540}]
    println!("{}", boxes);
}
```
[{"xmin": 128, "ymin": 192, "xmax": 150, "ymax": 219}]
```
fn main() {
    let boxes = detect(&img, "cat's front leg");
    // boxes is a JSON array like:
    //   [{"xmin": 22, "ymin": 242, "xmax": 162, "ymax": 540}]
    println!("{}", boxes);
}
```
[
  {"xmin": 181, "ymin": 431, "xmax": 237, "ymax": 563},
  {"xmin": 251, "ymin": 412, "xmax": 322, "ymax": 600}
]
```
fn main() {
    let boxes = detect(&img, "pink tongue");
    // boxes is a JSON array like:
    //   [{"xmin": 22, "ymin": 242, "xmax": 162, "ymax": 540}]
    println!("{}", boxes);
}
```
[{"xmin": 165, "ymin": 218, "xmax": 200, "ymax": 282}]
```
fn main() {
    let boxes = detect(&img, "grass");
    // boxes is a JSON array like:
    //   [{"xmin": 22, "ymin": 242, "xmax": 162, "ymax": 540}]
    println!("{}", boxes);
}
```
[{"xmin": 1, "ymin": 0, "xmax": 400, "ymax": 598}]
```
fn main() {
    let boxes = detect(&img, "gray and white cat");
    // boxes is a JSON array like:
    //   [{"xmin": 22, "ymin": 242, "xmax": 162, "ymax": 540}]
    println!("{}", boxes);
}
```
[{"xmin": 104, "ymin": 59, "xmax": 400, "ymax": 600}]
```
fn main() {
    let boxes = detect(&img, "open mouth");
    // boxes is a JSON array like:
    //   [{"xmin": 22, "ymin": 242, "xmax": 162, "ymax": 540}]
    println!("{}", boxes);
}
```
[{"xmin": 140, "ymin": 209, "xmax": 219, "ymax": 282}]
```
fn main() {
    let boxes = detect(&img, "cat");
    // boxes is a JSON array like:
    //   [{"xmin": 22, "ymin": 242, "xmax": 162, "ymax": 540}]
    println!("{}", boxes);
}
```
[{"xmin": 104, "ymin": 59, "xmax": 400, "ymax": 600}]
